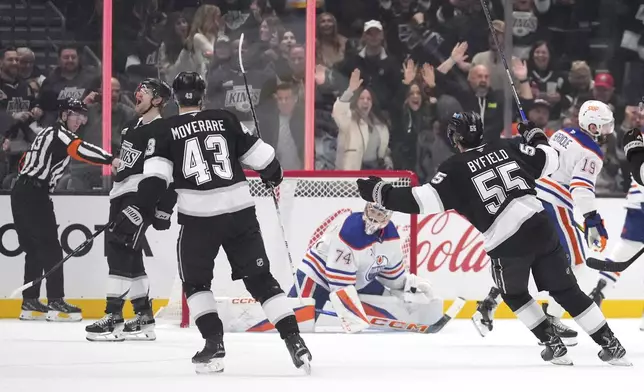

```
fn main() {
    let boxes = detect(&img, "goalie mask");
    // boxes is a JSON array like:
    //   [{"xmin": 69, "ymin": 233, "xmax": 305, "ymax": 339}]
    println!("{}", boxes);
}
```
[
  {"xmin": 363, "ymin": 202, "xmax": 393, "ymax": 235},
  {"xmin": 578, "ymin": 100, "xmax": 614, "ymax": 144}
]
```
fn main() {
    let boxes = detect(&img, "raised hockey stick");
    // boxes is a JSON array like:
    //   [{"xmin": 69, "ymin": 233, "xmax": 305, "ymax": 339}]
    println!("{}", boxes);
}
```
[
  {"xmin": 238, "ymin": 33, "xmax": 302, "ymax": 299},
  {"xmin": 9, "ymin": 224, "xmax": 110, "ymax": 298},
  {"xmin": 480, "ymin": 0, "xmax": 527, "ymax": 122},
  {"xmin": 316, "ymin": 297, "xmax": 466, "ymax": 334}
]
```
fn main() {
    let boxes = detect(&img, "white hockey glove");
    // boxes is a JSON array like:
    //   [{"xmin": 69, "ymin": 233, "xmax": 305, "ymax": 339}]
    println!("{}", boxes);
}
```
[{"xmin": 404, "ymin": 273, "xmax": 433, "ymax": 299}]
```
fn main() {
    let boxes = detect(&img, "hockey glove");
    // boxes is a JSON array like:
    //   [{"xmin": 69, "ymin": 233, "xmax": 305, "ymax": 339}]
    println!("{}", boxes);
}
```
[
  {"xmin": 152, "ymin": 186, "xmax": 177, "ymax": 231},
  {"xmin": 260, "ymin": 165, "xmax": 283, "ymax": 189},
  {"xmin": 357, "ymin": 176, "xmax": 392, "ymax": 206},
  {"xmin": 583, "ymin": 211, "xmax": 608, "ymax": 252},
  {"xmin": 623, "ymin": 128, "xmax": 644, "ymax": 161},
  {"xmin": 517, "ymin": 121, "xmax": 547, "ymax": 146},
  {"xmin": 109, "ymin": 205, "xmax": 147, "ymax": 250},
  {"xmin": 404, "ymin": 273, "xmax": 433, "ymax": 295},
  {"xmin": 153, "ymin": 209, "xmax": 172, "ymax": 231}
]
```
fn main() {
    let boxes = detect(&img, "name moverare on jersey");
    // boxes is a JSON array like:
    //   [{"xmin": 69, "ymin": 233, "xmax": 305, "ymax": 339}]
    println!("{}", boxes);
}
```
[
  {"xmin": 466, "ymin": 149, "xmax": 510, "ymax": 173},
  {"xmin": 171, "ymin": 119, "xmax": 226, "ymax": 140}
]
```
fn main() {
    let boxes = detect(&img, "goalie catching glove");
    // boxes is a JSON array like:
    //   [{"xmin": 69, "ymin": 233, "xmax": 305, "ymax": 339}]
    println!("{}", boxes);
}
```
[{"xmin": 109, "ymin": 205, "xmax": 147, "ymax": 250}]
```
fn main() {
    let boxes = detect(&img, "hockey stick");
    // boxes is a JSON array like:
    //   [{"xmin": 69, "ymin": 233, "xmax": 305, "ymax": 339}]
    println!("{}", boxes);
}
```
[
  {"xmin": 238, "ymin": 33, "xmax": 302, "ymax": 299},
  {"xmin": 9, "ymin": 224, "xmax": 110, "ymax": 298},
  {"xmin": 480, "ymin": 0, "xmax": 527, "ymax": 122},
  {"xmin": 316, "ymin": 297, "xmax": 466, "ymax": 334},
  {"xmin": 586, "ymin": 246, "xmax": 644, "ymax": 273}
]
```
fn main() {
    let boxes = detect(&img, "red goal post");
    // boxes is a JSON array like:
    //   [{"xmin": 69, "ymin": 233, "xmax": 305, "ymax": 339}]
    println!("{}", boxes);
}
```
[{"xmin": 157, "ymin": 170, "xmax": 419, "ymax": 328}]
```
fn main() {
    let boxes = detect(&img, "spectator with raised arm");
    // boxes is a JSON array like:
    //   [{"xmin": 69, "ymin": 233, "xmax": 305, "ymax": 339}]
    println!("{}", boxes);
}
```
[
  {"xmin": 333, "ymin": 68, "xmax": 392, "ymax": 171},
  {"xmin": 526, "ymin": 41, "xmax": 565, "ymax": 122}
]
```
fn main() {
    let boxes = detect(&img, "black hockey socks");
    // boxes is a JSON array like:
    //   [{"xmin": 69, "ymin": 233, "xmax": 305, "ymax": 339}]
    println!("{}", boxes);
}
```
[
  {"xmin": 275, "ymin": 315, "xmax": 300, "ymax": 340},
  {"xmin": 184, "ymin": 283, "xmax": 223, "ymax": 339},
  {"xmin": 131, "ymin": 297, "xmax": 152, "ymax": 313},
  {"xmin": 550, "ymin": 286, "xmax": 608, "ymax": 342},
  {"xmin": 502, "ymin": 292, "xmax": 550, "ymax": 342},
  {"xmin": 106, "ymin": 297, "xmax": 126, "ymax": 315},
  {"xmin": 243, "ymin": 273, "xmax": 299, "ymax": 338},
  {"xmin": 243, "ymin": 272, "xmax": 283, "ymax": 303}
]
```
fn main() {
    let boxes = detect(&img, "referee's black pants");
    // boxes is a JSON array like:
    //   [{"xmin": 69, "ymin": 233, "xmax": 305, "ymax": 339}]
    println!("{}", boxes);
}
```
[{"xmin": 11, "ymin": 176, "xmax": 65, "ymax": 300}]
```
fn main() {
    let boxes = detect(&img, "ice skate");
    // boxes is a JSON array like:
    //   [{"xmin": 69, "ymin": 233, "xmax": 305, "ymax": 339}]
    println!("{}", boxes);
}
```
[
  {"xmin": 540, "ymin": 329, "xmax": 573, "ymax": 366},
  {"xmin": 19, "ymin": 299, "xmax": 50, "ymax": 321},
  {"xmin": 597, "ymin": 329, "xmax": 632, "ymax": 366},
  {"xmin": 538, "ymin": 303, "xmax": 578, "ymax": 346},
  {"xmin": 123, "ymin": 309, "xmax": 156, "ymax": 341},
  {"xmin": 193, "ymin": 336, "xmax": 225, "ymax": 374},
  {"xmin": 588, "ymin": 279, "xmax": 607, "ymax": 307},
  {"xmin": 471, "ymin": 288, "xmax": 500, "ymax": 337},
  {"xmin": 46, "ymin": 298, "xmax": 82, "ymax": 322},
  {"xmin": 86, "ymin": 313, "xmax": 125, "ymax": 342},
  {"xmin": 284, "ymin": 333, "xmax": 312, "ymax": 375}
]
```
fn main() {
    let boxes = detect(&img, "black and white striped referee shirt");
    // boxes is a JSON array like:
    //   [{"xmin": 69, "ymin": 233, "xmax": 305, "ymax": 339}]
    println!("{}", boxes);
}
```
[{"xmin": 19, "ymin": 122, "xmax": 114, "ymax": 191}]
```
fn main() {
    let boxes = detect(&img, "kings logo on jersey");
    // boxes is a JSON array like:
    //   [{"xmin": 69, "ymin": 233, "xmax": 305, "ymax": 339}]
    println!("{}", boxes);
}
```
[
  {"xmin": 366, "ymin": 255, "xmax": 388, "ymax": 281},
  {"xmin": 118, "ymin": 141, "xmax": 142, "ymax": 172}
]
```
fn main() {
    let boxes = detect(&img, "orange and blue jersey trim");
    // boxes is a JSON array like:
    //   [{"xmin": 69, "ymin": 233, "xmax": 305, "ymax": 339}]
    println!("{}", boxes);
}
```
[
  {"xmin": 570, "ymin": 176, "xmax": 594, "ymax": 191},
  {"xmin": 378, "ymin": 260, "xmax": 405, "ymax": 281},
  {"xmin": 560, "ymin": 127, "xmax": 603, "ymax": 160},
  {"xmin": 536, "ymin": 177, "xmax": 574, "ymax": 210},
  {"xmin": 541, "ymin": 200, "xmax": 586, "ymax": 265},
  {"xmin": 302, "ymin": 250, "xmax": 356, "ymax": 288},
  {"xmin": 247, "ymin": 305, "xmax": 315, "ymax": 332},
  {"xmin": 628, "ymin": 183, "xmax": 642, "ymax": 196}
]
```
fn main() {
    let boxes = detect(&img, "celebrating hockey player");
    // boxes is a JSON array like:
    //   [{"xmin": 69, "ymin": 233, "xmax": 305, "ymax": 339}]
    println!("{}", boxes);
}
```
[
  {"xmin": 288, "ymin": 202, "xmax": 437, "ymax": 332},
  {"xmin": 357, "ymin": 111, "xmax": 630, "ymax": 366},
  {"xmin": 85, "ymin": 78, "xmax": 175, "ymax": 342},
  {"xmin": 109, "ymin": 72, "xmax": 312, "ymax": 374},
  {"xmin": 473, "ymin": 100, "xmax": 614, "ymax": 345}
]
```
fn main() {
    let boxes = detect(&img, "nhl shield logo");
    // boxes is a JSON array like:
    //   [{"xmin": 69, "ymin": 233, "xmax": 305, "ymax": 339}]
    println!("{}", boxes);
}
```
[{"xmin": 118, "ymin": 141, "xmax": 142, "ymax": 172}]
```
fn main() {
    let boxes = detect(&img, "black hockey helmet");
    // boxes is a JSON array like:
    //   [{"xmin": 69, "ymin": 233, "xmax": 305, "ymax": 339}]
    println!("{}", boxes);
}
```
[
  {"xmin": 136, "ymin": 78, "xmax": 172, "ymax": 107},
  {"xmin": 172, "ymin": 71, "xmax": 206, "ymax": 107},
  {"xmin": 447, "ymin": 111, "xmax": 484, "ymax": 149},
  {"xmin": 59, "ymin": 97, "xmax": 87, "ymax": 114}
]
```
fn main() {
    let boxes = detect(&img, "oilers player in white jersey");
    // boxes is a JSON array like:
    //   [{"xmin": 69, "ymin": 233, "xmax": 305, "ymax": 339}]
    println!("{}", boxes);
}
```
[
  {"xmin": 473, "ymin": 100, "xmax": 615, "ymax": 344},
  {"xmin": 287, "ymin": 202, "xmax": 438, "ymax": 333}
]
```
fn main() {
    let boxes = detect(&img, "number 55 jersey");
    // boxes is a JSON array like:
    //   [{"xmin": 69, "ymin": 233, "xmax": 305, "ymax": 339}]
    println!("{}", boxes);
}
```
[{"xmin": 142, "ymin": 109, "xmax": 279, "ymax": 223}]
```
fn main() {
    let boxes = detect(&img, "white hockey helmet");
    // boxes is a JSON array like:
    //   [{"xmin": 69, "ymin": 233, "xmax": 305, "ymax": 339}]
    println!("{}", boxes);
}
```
[
  {"xmin": 578, "ymin": 100, "xmax": 614, "ymax": 142},
  {"xmin": 363, "ymin": 202, "xmax": 393, "ymax": 235}
]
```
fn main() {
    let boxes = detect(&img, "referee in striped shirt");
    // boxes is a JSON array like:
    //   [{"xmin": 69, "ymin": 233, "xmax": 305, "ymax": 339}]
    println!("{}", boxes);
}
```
[{"xmin": 10, "ymin": 98, "xmax": 121, "ymax": 322}]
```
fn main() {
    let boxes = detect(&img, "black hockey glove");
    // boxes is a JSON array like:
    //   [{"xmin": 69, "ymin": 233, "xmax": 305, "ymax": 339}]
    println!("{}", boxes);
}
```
[
  {"xmin": 357, "ymin": 176, "xmax": 392, "ymax": 205},
  {"xmin": 109, "ymin": 205, "xmax": 147, "ymax": 250},
  {"xmin": 623, "ymin": 128, "xmax": 644, "ymax": 161},
  {"xmin": 517, "ymin": 121, "xmax": 547, "ymax": 146},
  {"xmin": 152, "ymin": 186, "xmax": 177, "ymax": 231},
  {"xmin": 153, "ymin": 209, "xmax": 172, "ymax": 231},
  {"xmin": 260, "ymin": 165, "xmax": 283, "ymax": 189}
]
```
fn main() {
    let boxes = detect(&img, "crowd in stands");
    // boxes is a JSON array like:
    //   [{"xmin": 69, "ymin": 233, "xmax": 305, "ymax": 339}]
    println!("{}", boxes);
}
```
[{"xmin": 1, "ymin": 0, "xmax": 644, "ymax": 195}]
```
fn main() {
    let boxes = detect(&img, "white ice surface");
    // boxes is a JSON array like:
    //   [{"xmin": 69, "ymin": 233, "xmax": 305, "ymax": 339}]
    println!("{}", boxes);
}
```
[{"xmin": 0, "ymin": 319, "xmax": 641, "ymax": 392}]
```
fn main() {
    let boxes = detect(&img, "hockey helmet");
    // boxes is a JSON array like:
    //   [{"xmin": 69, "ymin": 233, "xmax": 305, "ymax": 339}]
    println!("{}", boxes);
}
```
[
  {"xmin": 363, "ymin": 202, "xmax": 393, "ymax": 235},
  {"xmin": 172, "ymin": 71, "xmax": 206, "ymax": 107},
  {"xmin": 447, "ymin": 111, "xmax": 484, "ymax": 149},
  {"xmin": 59, "ymin": 97, "xmax": 88, "ymax": 114},
  {"xmin": 136, "ymin": 78, "xmax": 172, "ymax": 107},
  {"xmin": 58, "ymin": 98, "xmax": 88, "ymax": 131},
  {"xmin": 578, "ymin": 100, "xmax": 614, "ymax": 143}
]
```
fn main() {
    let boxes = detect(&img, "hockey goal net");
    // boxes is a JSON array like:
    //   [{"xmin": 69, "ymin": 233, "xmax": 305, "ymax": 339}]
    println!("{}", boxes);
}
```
[{"xmin": 158, "ymin": 170, "xmax": 419, "ymax": 328}]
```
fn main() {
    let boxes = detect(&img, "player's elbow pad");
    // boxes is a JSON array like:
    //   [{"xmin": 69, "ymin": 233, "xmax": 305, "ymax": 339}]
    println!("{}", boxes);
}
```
[
  {"xmin": 136, "ymin": 176, "xmax": 168, "ymax": 219},
  {"xmin": 536, "ymin": 144, "xmax": 559, "ymax": 177},
  {"xmin": 628, "ymin": 152, "xmax": 644, "ymax": 186},
  {"xmin": 382, "ymin": 187, "xmax": 421, "ymax": 214}
]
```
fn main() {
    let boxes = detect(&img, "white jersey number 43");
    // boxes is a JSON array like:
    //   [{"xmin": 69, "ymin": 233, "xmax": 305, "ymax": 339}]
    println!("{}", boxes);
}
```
[{"xmin": 183, "ymin": 135, "xmax": 234, "ymax": 184}]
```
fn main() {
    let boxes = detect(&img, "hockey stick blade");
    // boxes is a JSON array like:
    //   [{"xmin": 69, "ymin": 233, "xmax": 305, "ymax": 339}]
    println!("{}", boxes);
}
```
[
  {"xmin": 424, "ymin": 297, "xmax": 466, "ymax": 333},
  {"xmin": 585, "ymin": 246, "xmax": 644, "ymax": 272}
]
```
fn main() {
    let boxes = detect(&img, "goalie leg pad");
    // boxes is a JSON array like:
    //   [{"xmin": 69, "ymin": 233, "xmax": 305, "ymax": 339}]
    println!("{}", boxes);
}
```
[
  {"xmin": 330, "ymin": 286, "xmax": 370, "ymax": 333},
  {"xmin": 359, "ymin": 293, "xmax": 444, "ymax": 325},
  {"xmin": 184, "ymin": 283, "xmax": 223, "ymax": 339}
]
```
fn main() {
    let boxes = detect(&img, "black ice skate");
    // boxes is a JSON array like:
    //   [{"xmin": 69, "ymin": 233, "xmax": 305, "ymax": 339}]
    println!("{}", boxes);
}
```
[
  {"xmin": 538, "ymin": 303, "xmax": 578, "ymax": 347},
  {"xmin": 86, "ymin": 313, "xmax": 125, "ymax": 342},
  {"xmin": 19, "ymin": 299, "xmax": 50, "ymax": 321},
  {"xmin": 471, "ymin": 288, "xmax": 500, "ymax": 337},
  {"xmin": 540, "ymin": 329, "xmax": 573, "ymax": 366},
  {"xmin": 598, "ymin": 329, "xmax": 632, "ymax": 366},
  {"xmin": 193, "ymin": 336, "xmax": 226, "ymax": 374},
  {"xmin": 284, "ymin": 333, "xmax": 312, "ymax": 375},
  {"xmin": 123, "ymin": 309, "xmax": 156, "ymax": 341},
  {"xmin": 46, "ymin": 298, "xmax": 82, "ymax": 322},
  {"xmin": 588, "ymin": 279, "xmax": 607, "ymax": 307}
]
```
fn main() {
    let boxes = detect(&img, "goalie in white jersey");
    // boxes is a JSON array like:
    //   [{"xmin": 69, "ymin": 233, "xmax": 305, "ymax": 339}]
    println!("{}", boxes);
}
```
[
  {"xmin": 288, "ymin": 203, "xmax": 441, "ymax": 333},
  {"xmin": 474, "ymin": 100, "xmax": 614, "ymax": 344}
]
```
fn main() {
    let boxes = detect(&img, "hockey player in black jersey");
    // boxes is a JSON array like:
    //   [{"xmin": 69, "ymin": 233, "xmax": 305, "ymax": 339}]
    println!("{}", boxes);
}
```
[
  {"xmin": 85, "ymin": 78, "xmax": 175, "ymax": 342},
  {"xmin": 11, "ymin": 98, "xmax": 118, "ymax": 321},
  {"xmin": 358, "ymin": 112, "xmax": 631, "ymax": 366},
  {"xmin": 109, "ymin": 72, "xmax": 312, "ymax": 374}
]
